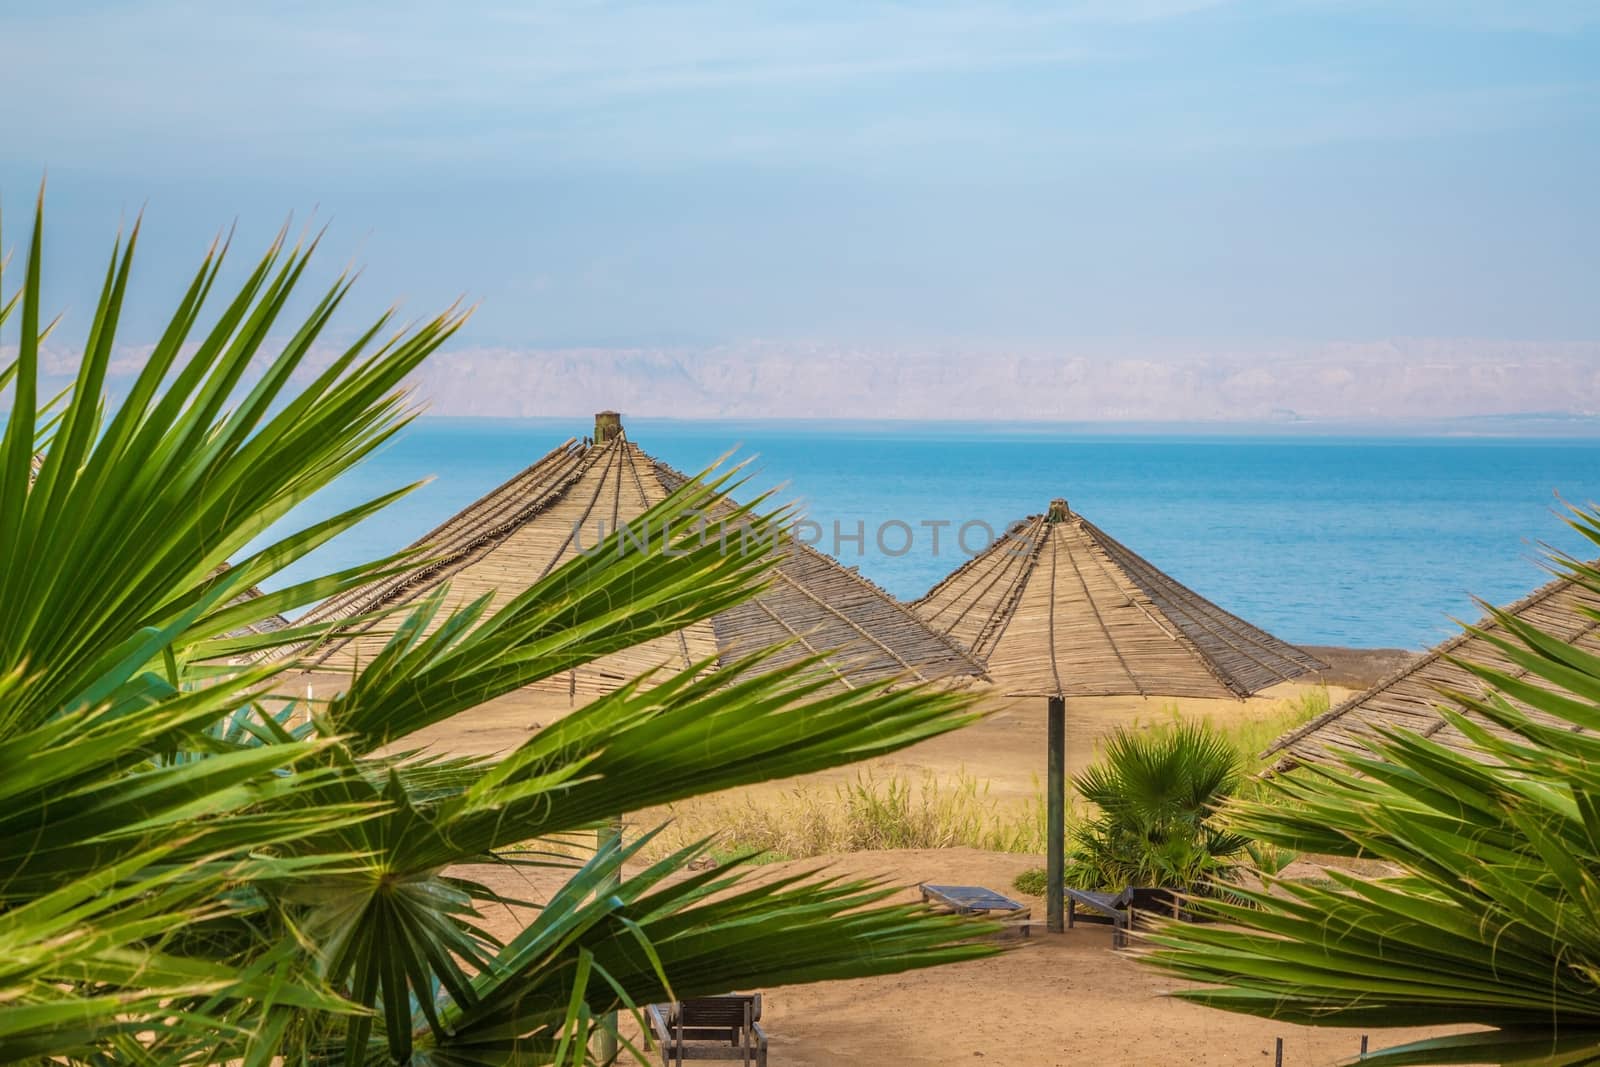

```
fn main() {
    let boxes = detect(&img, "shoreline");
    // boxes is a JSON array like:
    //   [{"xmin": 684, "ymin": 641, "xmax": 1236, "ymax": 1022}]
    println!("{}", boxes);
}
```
[
  {"xmin": 1302, "ymin": 645, "xmax": 1417, "ymax": 690},
  {"xmin": 406, "ymin": 411, "xmax": 1600, "ymax": 440}
]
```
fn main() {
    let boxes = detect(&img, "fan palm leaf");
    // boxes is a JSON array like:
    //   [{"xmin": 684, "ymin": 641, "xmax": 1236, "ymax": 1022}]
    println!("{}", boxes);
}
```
[
  {"xmin": 1066, "ymin": 718, "xmax": 1249, "ymax": 891},
  {"xmin": 1140, "ymin": 505, "xmax": 1600, "ymax": 1064},
  {"xmin": 0, "ymin": 190, "xmax": 995, "ymax": 1064}
]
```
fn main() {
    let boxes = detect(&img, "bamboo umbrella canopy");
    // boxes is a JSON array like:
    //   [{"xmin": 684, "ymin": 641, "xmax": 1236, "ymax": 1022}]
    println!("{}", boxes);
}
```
[
  {"xmin": 1264, "ymin": 566, "xmax": 1600, "ymax": 772},
  {"xmin": 915, "ymin": 499, "xmax": 1324, "ymax": 700},
  {"xmin": 281, "ymin": 412, "xmax": 984, "ymax": 696},
  {"xmin": 270, "ymin": 411, "xmax": 989, "ymax": 1058},
  {"xmin": 913, "ymin": 498, "xmax": 1325, "ymax": 931},
  {"xmin": 209, "ymin": 563, "xmax": 293, "ymax": 638}
]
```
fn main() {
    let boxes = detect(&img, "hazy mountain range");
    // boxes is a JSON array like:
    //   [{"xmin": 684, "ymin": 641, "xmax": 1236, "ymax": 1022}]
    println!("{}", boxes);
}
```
[
  {"xmin": 409, "ymin": 339, "xmax": 1600, "ymax": 424},
  {"xmin": 16, "ymin": 337, "xmax": 1600, "ymax": 428}
]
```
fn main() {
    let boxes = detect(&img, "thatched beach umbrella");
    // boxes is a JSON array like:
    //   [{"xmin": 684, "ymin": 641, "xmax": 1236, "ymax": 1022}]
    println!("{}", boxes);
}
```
[
  {"xmin": 275, "ymin": 415, "xmax": 987, "ymax": 1062},
  {"xmin": 284, "ymin": 411, "xmax": 985, "ymax": 694},
  {"xmin": 1264, "ymin": 567, "xmax": 1600, "ymax": 772},
  {"xmin": 209, "ymin": 562, "xmax": 293, "ymax": 638},
  {"xmin": 280, "ymin": 412, "xmax": 988, "ymax": 1051},
  {"xmin": 913, "ymin": 498, "xmax": 1325, "ymax": 932}
]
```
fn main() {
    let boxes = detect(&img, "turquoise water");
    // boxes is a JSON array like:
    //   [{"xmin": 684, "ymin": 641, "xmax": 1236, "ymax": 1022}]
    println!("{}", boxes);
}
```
[{"xmin": 268, "ymin": 417, "xmax": 1600, "ymax": 650}]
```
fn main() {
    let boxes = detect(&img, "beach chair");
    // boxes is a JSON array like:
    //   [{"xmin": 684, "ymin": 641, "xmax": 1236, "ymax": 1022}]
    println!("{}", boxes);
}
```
[
  {"xmin": 919, "ymin": 883, "xmax": 1031, "ymax": 936},
  {"xmin": 1122, "ymin": 886, "xmax": 1182, "ymax": 922},
  {"xmin": 1063, "ymin": 887, "xmax": 1131, "ymax": 946},
  {"xmin": 1064, "ymin": 886, "xmax": 1182, "ymax": 947},
  {"xmin": 646, "ymin": 994, "xmax": 767, "ymax": 1066}
]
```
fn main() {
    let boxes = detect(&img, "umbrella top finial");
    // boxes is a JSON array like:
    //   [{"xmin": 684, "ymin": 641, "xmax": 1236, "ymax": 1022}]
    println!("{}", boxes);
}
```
[{"xmin": 594, "ymin": 410, "xmax": 623, "ymax": 443}]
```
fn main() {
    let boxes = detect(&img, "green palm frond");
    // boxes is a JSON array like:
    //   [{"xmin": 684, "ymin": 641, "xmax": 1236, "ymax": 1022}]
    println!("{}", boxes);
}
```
[
  {"xmin": 402, "ymin": 833, "xmax": 996, "ymax": 1066},
  {"xmin": 1140, "ymin": 505, "xmax": 1600, "ymax": 1064},
  {"xmin": 1067, "ymin": 718, "xmax": 1248, "ymax": 892},
  {"xmin": 270, "ymin": 646, "xmax": 980, "ymax": 1056},
  {"xmin": 1, "ymin": 200, "xmax": 466, "ymax": 733},
  {"xmin": 320, "ymin": 468, "xmax": 785, "ymax": 755},
  {"xmin": 0, "ymin": 191, "xmax": 995, "ymax": 1064}
]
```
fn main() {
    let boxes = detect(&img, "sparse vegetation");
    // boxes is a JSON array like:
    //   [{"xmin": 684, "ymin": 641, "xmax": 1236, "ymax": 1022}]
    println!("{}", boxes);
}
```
[
  {"xmin": 1008, "ymin": 691, "xmax": 1328, "ymax": 897},
  {"xmin": 1218, "ymin": 685, "xmax": 1331, "ymax": 774},
  {"xmin": 649, "ymin": 769, "xmax": 1062, "ymax": 861},
  {"xmin": 1063, "ymin": 719, "xmax": 1250, "ymax": 892},
  {"xmin": 1112, "ymin": 687, "xmax": 1332, "ymax": 775},
  {"xmin": 1012, "ymin": 867, "xmax": 1049, "ymax": 897},
  {"xmin": 665, "ymin": 687, "xmax": 1333, "ymax": 895}
]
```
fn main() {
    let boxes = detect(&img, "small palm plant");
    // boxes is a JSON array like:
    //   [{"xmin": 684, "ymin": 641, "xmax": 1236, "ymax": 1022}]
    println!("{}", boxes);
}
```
[
  {"xmin": 1065, "ymin": 720, "xmax": 1252, "ymax": 892},
  {"xmin": 1140, "ymin": 511, "xmax": 1600, "ymax": 1065},
  {"xmin": 0, "ymin": 192, "xmax": 995, "ymax": 1065}
]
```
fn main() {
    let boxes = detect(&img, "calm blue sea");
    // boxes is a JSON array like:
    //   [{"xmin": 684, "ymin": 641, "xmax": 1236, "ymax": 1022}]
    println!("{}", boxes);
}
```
[{"xmin": 264, "ymin": 417, "xmax": 1600, "ymax": 651}]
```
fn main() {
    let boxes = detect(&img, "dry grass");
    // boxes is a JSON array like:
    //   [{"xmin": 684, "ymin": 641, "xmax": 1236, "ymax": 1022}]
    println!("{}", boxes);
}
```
[
  {"xmin": 1062, "ymin": 686, "xmax": 1331, "ymax": 776},
  {"xmin": 644, "ymin": 769, "xmax": 1067, "ymax": 864},
  {"xmin": 1220, "ymin": 685, "xmax": 1331, "ymax": 771}
]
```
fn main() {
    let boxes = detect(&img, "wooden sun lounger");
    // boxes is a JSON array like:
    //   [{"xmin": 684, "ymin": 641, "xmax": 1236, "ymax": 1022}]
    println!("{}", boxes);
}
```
[
  {"xmin": 1065, "ymin": 886, "xmax": 1182, "ymax": 948},
  {"xmin": 646, "ymin": 994, "xmax": 767, "ymax": 1066},
  {"xmin": 919, "ymin": 883, "xmax": 1031, "ymax": 936},
  {"xmin": 1064, "ymin": 887, "xmax": 1131, "ymax": 946}
]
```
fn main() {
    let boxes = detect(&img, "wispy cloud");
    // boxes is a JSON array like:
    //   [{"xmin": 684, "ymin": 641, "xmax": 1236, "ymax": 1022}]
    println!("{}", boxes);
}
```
[
  {"xmin": 4, "ymin": 1, "xmax": 1594, "ymax": 357},
  {"xmin": 5, "ymin": 0, "xmax": 1592, "ymax": 174},
  {"xmin": 1288, "ymin": 0, "xmax": 1600, "ymax": 34},
  {"xmin": 0, "ymin": 1, "xmax": 1241, "ymax": 169}
]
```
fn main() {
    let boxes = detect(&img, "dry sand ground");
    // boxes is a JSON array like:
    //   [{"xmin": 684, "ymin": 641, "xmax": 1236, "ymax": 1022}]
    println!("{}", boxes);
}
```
[
  {"xmin": 461, "ymin": 847, "xmax": 1462, "ymax": 1067},
  {"xmin": 345, "ymin": 654, "xmax": 1443, "ymax": 1065},
  {"xmin": 366, "ymin": 676, "xmax": 1361, "ymax": 807}
]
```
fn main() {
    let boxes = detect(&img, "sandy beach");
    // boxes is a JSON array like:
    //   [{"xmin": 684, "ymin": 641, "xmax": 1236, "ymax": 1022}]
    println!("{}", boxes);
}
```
[
  {"xmin": 460, "ymin": 844, "xmax": 1459, "ymax": 1067},
  {"xmin": 377, "ymin": 649, "xmax": 1432, "ymax": 1065}
]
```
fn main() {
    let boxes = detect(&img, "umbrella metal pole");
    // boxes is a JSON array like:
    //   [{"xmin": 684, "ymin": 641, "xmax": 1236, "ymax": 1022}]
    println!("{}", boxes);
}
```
[
  {"xmin": 596, "ymin": 815, "xmax": 623, "ymax": 1061},
  {"xmin": 1047, "ymin": 695, "xmax": 1066, "ymax": 933}
]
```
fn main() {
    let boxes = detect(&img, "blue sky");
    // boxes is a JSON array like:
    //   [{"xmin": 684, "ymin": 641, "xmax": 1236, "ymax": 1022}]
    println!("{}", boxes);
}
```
[{"xmin": 2, "ymin": 1, "xmax": 1597, "ymax": 357}]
